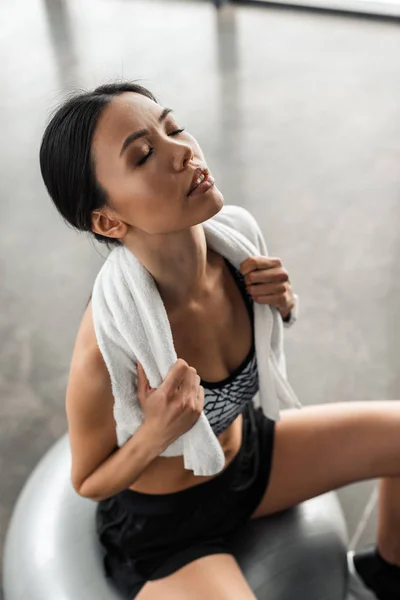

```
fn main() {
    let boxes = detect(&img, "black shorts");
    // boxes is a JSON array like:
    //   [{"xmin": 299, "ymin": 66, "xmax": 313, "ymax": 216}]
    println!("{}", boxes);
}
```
[{"xmin": 96, "ymin": 400, "xmax": 276, "ymax": 599}]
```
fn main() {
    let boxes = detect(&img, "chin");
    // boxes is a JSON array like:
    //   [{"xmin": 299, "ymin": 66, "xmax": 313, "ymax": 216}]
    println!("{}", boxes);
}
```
[
  {"xmin": 204, "ymin": 189, "xmax": 224, "ymax": 221},
  {"xmin": 187, "ymin": 186, "xmax": 224, "ymax": 226}
]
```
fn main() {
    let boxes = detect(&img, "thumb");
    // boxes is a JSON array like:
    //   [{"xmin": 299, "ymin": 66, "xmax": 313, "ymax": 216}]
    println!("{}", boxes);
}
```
[
  {"xmin": 240, "ymin": 257, "xmax": 256, "ymax": 276},
  {"xmin": 137, "ymin": 362, "xmax": 153, "ymax": 393}
]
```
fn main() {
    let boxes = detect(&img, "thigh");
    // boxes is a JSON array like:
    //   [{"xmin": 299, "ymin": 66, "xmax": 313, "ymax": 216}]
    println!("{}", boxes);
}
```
[
  {"xmin": 136, "ymin": 553, "xmax": 256, "ymax": 600},
  {"xmin": 251, "ymin": 400, "xmax": 400, "ymax": 519}
]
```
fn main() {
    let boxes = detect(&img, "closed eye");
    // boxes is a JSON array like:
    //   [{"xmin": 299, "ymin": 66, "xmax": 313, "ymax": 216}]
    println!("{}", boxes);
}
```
[
  {"xmin": 136, "ymin": 128, "xmax": 186, "ymax": 166},
  {"xmin": 137, "ymin": 149, "xmax": 153, "ymax": 166},
  {"xmin": 169, "ymin": 128, "xmax": 185, "ymax": 136}
]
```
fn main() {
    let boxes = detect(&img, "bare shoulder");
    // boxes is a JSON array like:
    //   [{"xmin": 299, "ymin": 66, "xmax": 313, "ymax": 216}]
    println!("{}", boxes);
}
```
[
  {"xmin": 68, "ymin": 298, "xmax": 114, "ymax": 409},
  {"xmin": 69, "ymin": 299, "xmax": 110, "ymax": 378}
]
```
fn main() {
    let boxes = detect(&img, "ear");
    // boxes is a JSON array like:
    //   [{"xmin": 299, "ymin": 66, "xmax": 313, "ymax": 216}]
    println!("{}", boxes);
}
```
[{"xmin": 91, "ymin": 209, "xmax": 128, "ymax": 241}]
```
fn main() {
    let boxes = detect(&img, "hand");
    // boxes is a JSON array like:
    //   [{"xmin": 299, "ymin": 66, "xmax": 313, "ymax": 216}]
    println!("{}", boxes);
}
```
[
  {"xmin": 240, "ymin": 256, "xmax": 295, "ymax": 320},
  {"xmin": 136, "ymin": 359, "xmax": 205, "ymax": 451}
]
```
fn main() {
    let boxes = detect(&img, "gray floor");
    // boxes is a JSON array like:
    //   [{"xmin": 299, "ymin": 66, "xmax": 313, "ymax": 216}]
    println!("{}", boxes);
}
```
[{"xmin": 2, "ymin": 0, "xmax": 400, "ymax": 590}]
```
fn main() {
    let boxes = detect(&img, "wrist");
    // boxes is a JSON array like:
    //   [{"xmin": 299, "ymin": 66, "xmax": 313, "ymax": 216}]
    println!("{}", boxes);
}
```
[{"xmin": 138, "ymin": 420, "xmax": 168, "ymax": 458}]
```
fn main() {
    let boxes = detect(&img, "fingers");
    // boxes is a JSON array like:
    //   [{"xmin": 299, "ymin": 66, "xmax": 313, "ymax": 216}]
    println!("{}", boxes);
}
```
[
  {"xmin": 136, "ymin": 361, "xmax": 151, "ymax": 393},
  {"xmin": 142, "ymin": 359, "xmax": 203, "ymax": 411},
  {"xmin": 161, "ymin": 358, "xmax": 191, "ymax": 394},
  {"xmin": 247, "ymin": 282, "xmax": 288, "ymax": 297},
  {"xmin": 244, "ymin": 266, "xmax": 289, "ymax": 285},
  {"xmin": 250, "ymin": 293, "xmax": 286, "ymax": 306},
  {"xmin": 176, "ymin": 366, "xmax": 200, "ymax": 400},
  {"xmin": 240, "ymin": 257, "xmax": 282, "ymax": 276},
  {"xmin": 136, "ymin": 361, "xmax": 142, "ymax": 385},
  {"xmin": 196, "ymin": 383, "xmax": 205, "ymax": 414}
]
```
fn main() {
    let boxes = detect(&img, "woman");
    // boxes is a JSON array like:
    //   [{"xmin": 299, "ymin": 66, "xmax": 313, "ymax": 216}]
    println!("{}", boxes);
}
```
[{"xmin": 40, "ymin": 81, "xmax": 400, "ymax": 600}]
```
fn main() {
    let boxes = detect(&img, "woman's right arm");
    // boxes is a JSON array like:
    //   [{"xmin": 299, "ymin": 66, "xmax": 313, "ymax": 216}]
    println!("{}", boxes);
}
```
[
  {"xmin": 68, "ymin": 302, "xmax": 204, "ymax": 502},
  {"xmin": 67, "ymin": 306, "xmax": 164, "ymax": 502}
]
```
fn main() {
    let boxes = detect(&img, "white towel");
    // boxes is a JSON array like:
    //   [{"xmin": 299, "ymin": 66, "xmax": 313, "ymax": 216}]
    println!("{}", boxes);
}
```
[{"xmin": 92, "ymin": 204, "xmax": 301, "ymax": 476}]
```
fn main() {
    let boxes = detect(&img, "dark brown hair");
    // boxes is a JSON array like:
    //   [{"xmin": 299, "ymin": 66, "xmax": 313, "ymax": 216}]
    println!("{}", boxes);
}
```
[{"xmin": 39, "ymin": 81, "xmax": 158, "ymax": 246}]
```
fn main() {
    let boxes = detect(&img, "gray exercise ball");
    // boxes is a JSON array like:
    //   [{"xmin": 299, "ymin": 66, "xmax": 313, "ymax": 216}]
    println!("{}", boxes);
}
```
[{"xmin": 3, "ymin": 434, "xmax": 362, "ymax": 600}]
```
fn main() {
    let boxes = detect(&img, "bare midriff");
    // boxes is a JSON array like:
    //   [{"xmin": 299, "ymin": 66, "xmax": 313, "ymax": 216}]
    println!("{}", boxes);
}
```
[{"xmin": 128, "ymin": 413, "xmax": 243, "ymax": 494}]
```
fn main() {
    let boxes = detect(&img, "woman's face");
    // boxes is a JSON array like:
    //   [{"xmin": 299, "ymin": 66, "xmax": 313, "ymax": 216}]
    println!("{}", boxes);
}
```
[{"xmin": 91, "ymin": 92, "xmax": 224, "ymax": 238}]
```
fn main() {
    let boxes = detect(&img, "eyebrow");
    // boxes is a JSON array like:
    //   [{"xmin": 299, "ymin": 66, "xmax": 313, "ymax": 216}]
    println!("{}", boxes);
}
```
[{"xmin": 119, "ymin": 107, "xmax": 173, "ymax": 156}]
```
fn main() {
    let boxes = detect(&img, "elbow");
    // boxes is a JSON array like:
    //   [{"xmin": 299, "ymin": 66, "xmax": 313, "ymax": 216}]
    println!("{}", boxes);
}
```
[
  {"xmin": 71, "ymin": 474, "xmax": 103, "ymax": 502},
  {"xmin": 72, "ymin": 477, "xmax": 91, "ymax": 500},
  {"xmin": 75, "ymin": 482, "xmax": 105, "ymax": 502}
]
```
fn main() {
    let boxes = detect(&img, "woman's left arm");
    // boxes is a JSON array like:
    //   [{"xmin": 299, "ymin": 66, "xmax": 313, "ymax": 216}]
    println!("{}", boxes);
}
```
[{"xmin": 240, "ymin": 256, "xmax": 298, "ymax": 327}]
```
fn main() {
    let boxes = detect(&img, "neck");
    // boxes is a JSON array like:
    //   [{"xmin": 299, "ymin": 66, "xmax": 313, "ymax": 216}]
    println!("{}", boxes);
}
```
[{"xmin": 123, "ymin": 224, "xmax": 218, "ymax": 311}]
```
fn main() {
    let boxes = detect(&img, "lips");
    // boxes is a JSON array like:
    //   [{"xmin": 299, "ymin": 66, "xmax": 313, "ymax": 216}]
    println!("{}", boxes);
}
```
[{"xmin": 187, "ymin": 167, "xmax": 209, "ymax": 196}]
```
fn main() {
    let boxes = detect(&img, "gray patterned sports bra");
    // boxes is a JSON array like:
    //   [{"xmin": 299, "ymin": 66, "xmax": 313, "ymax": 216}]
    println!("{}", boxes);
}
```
[{"xmin": 201, "ymin": 259, "xmax": 259, "ymax": 436}]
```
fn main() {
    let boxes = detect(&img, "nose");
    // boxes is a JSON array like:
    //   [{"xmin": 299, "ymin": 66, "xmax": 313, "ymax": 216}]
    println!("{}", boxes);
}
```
[{"xmin": 170, "ymin": 139, "xmax": 193, "ymax": 172}]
